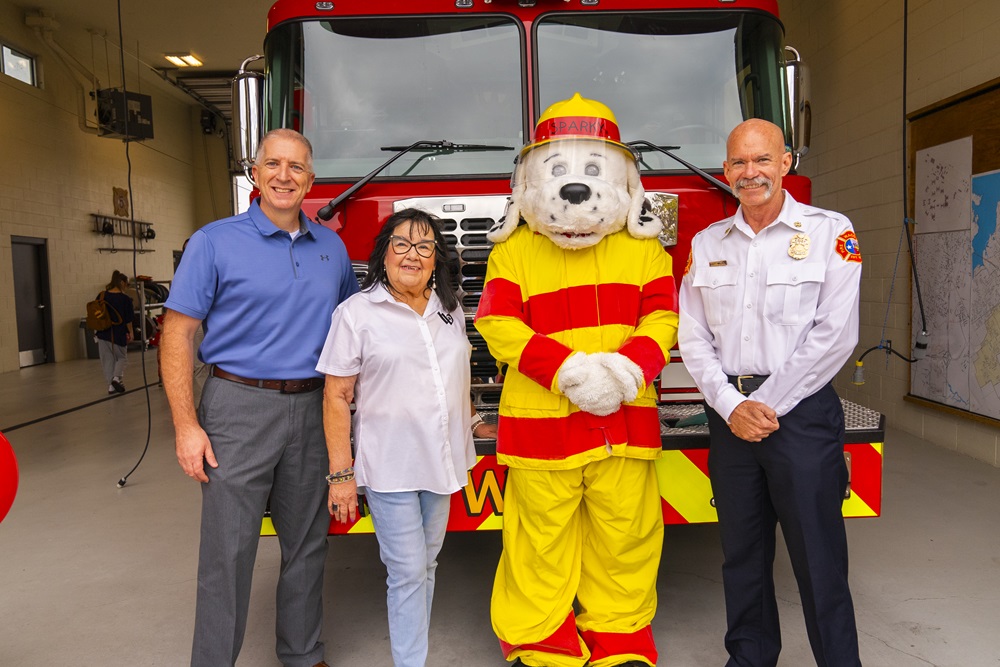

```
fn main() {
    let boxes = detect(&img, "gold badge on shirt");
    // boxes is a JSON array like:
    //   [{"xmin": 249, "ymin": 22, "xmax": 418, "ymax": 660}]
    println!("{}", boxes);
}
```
[{"xmin": 788, "ymin": 233, "xmax": 810, "ymax": 260}]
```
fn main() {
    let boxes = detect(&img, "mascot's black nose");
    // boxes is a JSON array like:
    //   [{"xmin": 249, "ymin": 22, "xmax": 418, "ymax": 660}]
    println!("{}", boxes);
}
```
[{"xmin": 559, "ymin": 183, "xmax": 592, "ymax": 205}]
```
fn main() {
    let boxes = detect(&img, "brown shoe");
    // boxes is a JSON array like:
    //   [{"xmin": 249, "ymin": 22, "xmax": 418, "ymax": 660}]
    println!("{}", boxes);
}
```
[{"xmin": 313, "ymin": 662, "xmax": 330, "ymax": 667}]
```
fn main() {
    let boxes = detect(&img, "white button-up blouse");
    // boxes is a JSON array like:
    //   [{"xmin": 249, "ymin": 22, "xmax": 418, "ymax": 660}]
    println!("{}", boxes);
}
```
[{"xmin": 316, "ymin": 284, "xmax": 477, "ymax": 494}]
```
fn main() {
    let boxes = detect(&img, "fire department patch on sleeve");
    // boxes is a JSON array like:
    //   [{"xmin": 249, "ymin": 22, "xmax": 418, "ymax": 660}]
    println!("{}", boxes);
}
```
[
  {"xmin": 836, "ymin": 231, "xmax": 862, "ymax": 263},
  {"xmin": 683, "ymin": 249, "xmax": 693, "ymax": 277}
]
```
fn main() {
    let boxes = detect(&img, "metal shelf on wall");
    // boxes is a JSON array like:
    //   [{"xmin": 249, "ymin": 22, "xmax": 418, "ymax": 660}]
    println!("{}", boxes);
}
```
[{"xmin": 92, "ymin": 213, "xmax": 156, "ymax": 254}]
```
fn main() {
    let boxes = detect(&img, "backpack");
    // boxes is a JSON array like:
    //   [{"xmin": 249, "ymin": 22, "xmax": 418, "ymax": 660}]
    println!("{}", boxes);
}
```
[{"xmin": 86, "ymin": 291, "xmax": 123, "ymax": 331}]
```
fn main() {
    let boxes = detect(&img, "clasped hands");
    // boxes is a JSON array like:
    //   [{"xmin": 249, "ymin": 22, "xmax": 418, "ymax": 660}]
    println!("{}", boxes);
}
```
[
  {"xmin": 557, "ymin": 351, "xmax": 644, "ymax": 417},
  {"xmin": 727, "ymin": 400, "xmax": 779, "ymax": 442}
]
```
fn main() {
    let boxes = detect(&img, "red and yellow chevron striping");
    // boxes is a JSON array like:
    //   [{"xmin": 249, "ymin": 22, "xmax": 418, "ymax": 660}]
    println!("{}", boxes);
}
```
[{"xmin": 262, "ymin": 444, "xmax": 883, "ymax": 536}]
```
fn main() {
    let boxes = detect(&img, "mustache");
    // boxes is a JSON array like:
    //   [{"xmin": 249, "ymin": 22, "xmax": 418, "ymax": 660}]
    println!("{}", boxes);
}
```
[{"xmin": 734, "ymin": 176, "xmax": 773, "ymax": 195}]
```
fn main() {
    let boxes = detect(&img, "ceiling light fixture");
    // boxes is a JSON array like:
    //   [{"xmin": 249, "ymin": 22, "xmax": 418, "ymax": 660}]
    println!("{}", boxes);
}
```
[{"xmin": 164, "ymin": 53, "xmax": 203, "ymax": 67}]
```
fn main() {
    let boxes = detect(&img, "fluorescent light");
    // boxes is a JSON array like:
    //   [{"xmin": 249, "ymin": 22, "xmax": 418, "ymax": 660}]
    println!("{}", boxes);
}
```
[{"xmin": 164, "ymin": 53, "xmax": 203, "ymax": 67}]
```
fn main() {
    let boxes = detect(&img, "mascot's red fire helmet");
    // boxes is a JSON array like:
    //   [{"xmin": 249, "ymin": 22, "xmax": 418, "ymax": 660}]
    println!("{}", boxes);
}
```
[{"xmin": 522, "ymin": 92, "xmax": 636, "ymax": 159}]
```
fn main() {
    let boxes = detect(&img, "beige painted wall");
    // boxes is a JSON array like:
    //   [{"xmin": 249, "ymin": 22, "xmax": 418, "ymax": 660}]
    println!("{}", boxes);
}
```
[
  {"xmin": 0, "ymin": 0, "xmax": 230, "ymax": 372},
  {"xmin": 780, "ymin": 0, "xmax": 1000, "ymax": 465}
]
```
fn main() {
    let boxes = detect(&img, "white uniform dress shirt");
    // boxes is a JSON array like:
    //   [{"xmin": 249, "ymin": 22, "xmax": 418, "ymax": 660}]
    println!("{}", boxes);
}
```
[
  {"xmin": 316, "ymin": 284, "xmax": 477, "ymax": 495},
  {"xmin": 678, "ymin": 192, "xmax": 861, "ymax": 422}
]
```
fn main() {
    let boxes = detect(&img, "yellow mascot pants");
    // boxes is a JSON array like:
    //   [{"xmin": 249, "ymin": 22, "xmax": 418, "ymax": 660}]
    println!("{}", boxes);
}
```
[{"xmin": 492, "ymin": 456, "xmax": 663, "ymax": 667}]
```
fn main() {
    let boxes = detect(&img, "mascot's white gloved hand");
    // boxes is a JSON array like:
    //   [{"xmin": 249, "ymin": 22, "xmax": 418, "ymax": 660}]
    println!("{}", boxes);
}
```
[
  {"xmin": 558, "ymin": 352, "xmax": 641, "ymax": 416},
  {"xmin": 598, "ymin": 352, "xmax": 644, "ymax": 404},
  {"xmin": 558, "ymin": 352, "xmax": 622, "ymax": 416}
]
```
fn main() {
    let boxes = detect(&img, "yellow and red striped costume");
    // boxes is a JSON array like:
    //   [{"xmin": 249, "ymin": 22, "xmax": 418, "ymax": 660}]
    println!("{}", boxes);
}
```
[
  {"xmin": 476, "ymin": 225, "xmax": 678, "ymax": 468},
  {"xmin": 475, "ymin": 224, "xmax": 678, "ymax": 667}
]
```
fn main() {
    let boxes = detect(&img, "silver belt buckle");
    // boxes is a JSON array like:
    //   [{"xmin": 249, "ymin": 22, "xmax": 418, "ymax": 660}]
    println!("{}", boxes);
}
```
[{"xmin": 737, "ymin": 375, "xmax": 752, "ymax": 394}]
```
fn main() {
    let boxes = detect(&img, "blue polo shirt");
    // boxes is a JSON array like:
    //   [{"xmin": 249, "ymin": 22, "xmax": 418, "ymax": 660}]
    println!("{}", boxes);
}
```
[{"xmin": 165, "ymin": 199, "xmax": 359, "ymax": 379}]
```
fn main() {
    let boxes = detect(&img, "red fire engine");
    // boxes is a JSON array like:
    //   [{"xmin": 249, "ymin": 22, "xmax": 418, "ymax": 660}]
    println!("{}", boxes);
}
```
[{"xmin": 232, "ymin": 0, "xmax": 884, "ymax": 535}]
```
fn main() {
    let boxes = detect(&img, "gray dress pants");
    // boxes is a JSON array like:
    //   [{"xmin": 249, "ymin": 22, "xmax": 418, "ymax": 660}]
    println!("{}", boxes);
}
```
[{"xmin": 191, "ymin": 375, "xmax": 329, "ymax": 667}]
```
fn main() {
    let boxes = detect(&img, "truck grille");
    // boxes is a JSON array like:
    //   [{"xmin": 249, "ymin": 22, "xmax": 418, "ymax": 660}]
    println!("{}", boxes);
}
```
[{"xmin": 394, "ymin": 196, "xmax": 510, "ymax": 395}]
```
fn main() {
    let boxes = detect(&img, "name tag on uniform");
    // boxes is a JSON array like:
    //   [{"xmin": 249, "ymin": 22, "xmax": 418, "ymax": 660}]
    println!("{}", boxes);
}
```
[{"xmin": 709, "ymin": 260, "xmax": 728, "ymax": 267}]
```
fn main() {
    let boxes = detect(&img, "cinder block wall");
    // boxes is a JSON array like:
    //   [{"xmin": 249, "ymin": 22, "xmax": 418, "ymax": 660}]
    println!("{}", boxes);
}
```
[
  {"xmin": 780, "ymin": 0, "xmax": 1000, "ymax": 465},
  {"xmin": 0, "ymin": 0, "xmax": 230, "ymax": 372}
]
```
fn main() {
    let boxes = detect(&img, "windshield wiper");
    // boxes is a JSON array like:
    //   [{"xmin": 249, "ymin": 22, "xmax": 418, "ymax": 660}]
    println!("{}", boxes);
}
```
[
  {"xmin": 628, "ymin": 140, "xmax": 734, "ymax": 199},
  {"xmin": 316, "ymin": 140, "xmax": 514, "ymax": 221}
]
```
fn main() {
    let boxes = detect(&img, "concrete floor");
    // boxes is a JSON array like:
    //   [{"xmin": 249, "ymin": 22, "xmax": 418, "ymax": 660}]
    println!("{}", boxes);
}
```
[{"xmin": 1, "ymin": 357, "xmax": 999, "ymax": 667}]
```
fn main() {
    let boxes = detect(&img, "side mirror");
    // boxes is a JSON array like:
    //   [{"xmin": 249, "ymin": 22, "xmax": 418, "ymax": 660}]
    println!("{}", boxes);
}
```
[
  {"xmin": 784, "ymin": 46, "xmax": 811, "ymax": 165},
  {"xmin": 232, "ymin": 55, "xmax": 264, "ymax": 182}
]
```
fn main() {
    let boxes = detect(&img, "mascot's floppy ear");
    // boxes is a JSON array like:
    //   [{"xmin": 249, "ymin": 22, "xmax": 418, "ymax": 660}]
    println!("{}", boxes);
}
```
[
  {"xmin": 488, "ymin": 157, "xmax": 526, "ymax": 244},
  {"xmin": 626, "ymin": 159, "xmax": 663, "ymax": 240}
]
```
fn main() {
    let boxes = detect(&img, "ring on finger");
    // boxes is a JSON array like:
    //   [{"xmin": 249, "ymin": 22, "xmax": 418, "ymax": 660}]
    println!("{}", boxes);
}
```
[{"xmin": 332, "ymin": 504, "xmax": 339, "ymax": 512}]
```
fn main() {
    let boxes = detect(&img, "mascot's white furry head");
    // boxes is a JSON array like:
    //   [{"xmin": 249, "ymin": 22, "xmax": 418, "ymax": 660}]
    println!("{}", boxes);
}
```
[{"xmin": 488, "ymin": 93, "xmax": 662, "ymax": 250}]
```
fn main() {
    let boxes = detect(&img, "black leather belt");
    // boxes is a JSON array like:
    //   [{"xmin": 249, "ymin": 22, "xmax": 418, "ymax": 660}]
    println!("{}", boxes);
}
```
[
  {"xmin": 727, "ymin": 374, "xmax": 770, "ymax": 395},
  {"xmin": 211, "ymin": 366, "xmax": 324, "ymax": 394}
]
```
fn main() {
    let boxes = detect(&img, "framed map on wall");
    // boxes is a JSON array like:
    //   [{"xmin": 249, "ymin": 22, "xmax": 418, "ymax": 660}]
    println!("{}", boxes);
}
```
[{"xmin": 908, "ymin": 78, "xmax": 1000, "ymax": 420}]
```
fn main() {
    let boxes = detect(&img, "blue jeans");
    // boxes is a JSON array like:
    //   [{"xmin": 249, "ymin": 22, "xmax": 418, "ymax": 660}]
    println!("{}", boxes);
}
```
[{"xmin": 364, "ymin": 489, "xmax": 452, "ymax": 667}]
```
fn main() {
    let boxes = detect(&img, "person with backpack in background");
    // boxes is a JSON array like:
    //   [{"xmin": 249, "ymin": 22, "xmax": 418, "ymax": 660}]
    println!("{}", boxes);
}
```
[{"xmin": 95, "ymin": 270, "xmax": 134, "ymax": 394}]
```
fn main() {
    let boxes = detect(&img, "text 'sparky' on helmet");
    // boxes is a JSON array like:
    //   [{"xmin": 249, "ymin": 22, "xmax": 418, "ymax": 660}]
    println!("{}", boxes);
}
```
[{"xmin": 519, "ymin": 92, "xmax": 637, "ymax": 161}]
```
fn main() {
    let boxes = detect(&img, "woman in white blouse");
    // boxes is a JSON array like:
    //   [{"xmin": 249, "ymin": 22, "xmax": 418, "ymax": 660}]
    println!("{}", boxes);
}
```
[{"xmin": 317, "ymin": 208, "xmax": 496, "ymax": 667}]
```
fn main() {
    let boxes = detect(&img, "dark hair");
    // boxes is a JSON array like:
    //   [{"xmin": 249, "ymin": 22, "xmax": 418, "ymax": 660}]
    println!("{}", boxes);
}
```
[
  {"xmin": 106, "ymin": 270, "xmax": 129, "ymax": 290},
  {"xmin": 361, "ymin": 208, "xmax": 459, "ymax": 312}
]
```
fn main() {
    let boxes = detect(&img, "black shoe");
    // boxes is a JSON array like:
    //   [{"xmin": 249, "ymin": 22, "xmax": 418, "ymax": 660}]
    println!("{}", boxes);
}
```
[
  {"xmin": 111, "ymin": 378, "xmax": 125, "ymax": 393},
  {"xmin": 612, "ymin": 662, "xmax": 649, "ymax": 667}
]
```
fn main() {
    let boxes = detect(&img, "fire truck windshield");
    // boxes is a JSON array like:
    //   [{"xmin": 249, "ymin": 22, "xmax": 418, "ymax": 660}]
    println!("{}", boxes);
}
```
[
  {"xmin": 263, "ymin": 10, "xmax": 788, "ymax": 180},
  {"xmin": 264, "ymin": 16, "xmax": 523, "ymax": 179},
  {"xmin": 536, "ymin": 11, "xmax": 789, "ymax": 173}
]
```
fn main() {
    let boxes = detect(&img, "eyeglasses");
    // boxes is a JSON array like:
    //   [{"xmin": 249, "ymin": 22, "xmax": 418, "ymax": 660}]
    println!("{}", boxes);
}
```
[{"xmin": 389, "ymin": 235, "xmax": 437, "ymax": 258}]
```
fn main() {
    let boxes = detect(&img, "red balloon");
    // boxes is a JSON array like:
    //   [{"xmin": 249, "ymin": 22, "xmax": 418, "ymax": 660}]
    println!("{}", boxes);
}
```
[{"xmin": 0, "ymin": 432, "xmax": 18, "ymax": 523}]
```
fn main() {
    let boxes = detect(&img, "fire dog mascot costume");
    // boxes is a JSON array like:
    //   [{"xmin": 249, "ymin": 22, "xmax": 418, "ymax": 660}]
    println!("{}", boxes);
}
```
[{"xmin": 475, "ymin": 94, "xmax": 678, "ymax": 667}]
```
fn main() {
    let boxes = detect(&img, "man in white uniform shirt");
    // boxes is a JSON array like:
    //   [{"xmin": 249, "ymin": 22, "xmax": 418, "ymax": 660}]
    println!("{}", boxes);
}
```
[{"xmin": 678, "ymin": 119, "xmax": 863, "ymax": 667}]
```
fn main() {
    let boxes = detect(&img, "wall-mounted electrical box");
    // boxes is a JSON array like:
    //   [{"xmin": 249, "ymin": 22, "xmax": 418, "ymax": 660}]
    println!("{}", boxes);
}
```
[{"xmin": 96, "ymin": 89, "xmax": 154, "ymax": 140}]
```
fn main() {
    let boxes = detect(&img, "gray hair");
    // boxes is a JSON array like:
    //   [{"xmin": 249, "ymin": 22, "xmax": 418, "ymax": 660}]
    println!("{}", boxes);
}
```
[{"xmin": 255, "ymin": 128, "xmax": 314, "ymax": 171}]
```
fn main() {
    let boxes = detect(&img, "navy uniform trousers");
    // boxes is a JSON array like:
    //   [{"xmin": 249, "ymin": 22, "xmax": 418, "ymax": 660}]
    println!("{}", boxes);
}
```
[
  {"xmin": 191, "ymin": 375, "xmax": 330, "ymax": 667},
  {"xmin": 704, "ymin": 383, "xmax": 861, "ymax": 667}
]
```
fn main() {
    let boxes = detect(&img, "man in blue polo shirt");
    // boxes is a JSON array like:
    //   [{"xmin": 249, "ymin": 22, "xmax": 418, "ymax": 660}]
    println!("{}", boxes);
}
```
[{"xmin": 161, "ymin": 128, "xmax": 358, "ymax": 667}]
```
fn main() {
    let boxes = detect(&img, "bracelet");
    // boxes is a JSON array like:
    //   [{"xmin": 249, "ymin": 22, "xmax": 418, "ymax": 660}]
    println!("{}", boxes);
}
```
[
  {"xmin": 470, "ymin": 413, "xmax": 484, "ymax": 435},
  {"xmin": 326, "ymin": 472, "xmax": 355, "ymax": 485},
  {"xmin": 327, "ymin": 474, "xmax": 354, "ymax": 485},
  {"xmin": 326, "ymin": 466, "xmax": 355, "ymax": 485}
]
